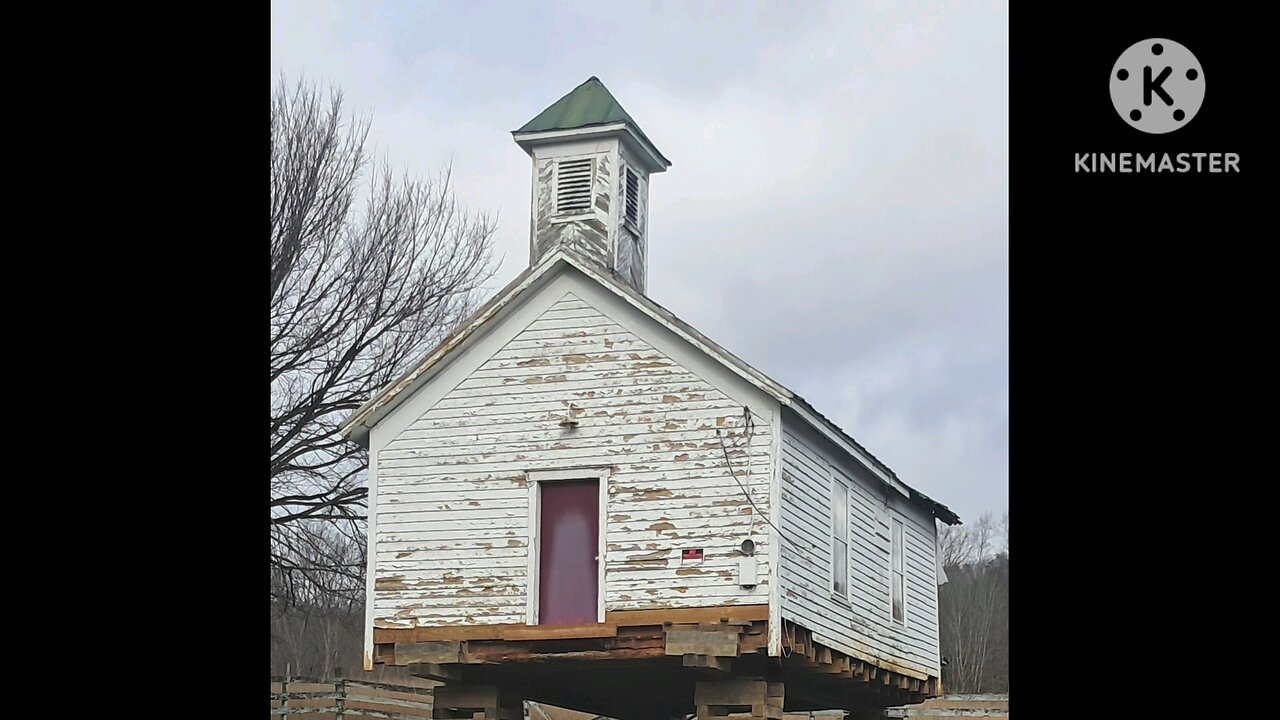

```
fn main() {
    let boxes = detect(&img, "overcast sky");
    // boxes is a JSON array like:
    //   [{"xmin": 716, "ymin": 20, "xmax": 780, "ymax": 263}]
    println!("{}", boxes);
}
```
[{"xmin": 272, "ymin": 0, "xmax": 1008, "ymax": 527}]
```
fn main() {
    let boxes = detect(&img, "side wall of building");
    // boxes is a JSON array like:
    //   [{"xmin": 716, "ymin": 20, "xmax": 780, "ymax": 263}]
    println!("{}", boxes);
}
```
[{"xmin": 777, "ymin": 410, "xmax": 941, "ymax": 678}]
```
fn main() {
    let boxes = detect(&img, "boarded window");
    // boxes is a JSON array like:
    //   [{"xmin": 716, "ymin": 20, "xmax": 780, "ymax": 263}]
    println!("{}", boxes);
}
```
[
  {"xmin": 891, "ymin": 518, "xmax": 906, "ymax": 624},
  {"xmin": 556, "ymin": 158, "xmax": 593, "ymax": 214},
  {"xmin": 832, "ymin": 479, "xmax": 848, "ymax": 596},
  {"xmin": 623, "ymin": 166, "xmax": 640, "ymax": 228}
]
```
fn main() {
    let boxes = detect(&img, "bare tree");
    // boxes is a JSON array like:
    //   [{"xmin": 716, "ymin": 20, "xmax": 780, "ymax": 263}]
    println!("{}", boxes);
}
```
[
  {"xmin": 939, "ymin": 511, "xmax": 1009, "ymax": 694},
  {"xmin": 270, "ymin": 76, "xmax": 497, "ymax": 604},
  {"xmin": 939, "ymin": 511, "xmax": 997, "ymax": 567},
  {"xmin": 939, "ymin": 522, "xmax": 975, "ymax": 568}
]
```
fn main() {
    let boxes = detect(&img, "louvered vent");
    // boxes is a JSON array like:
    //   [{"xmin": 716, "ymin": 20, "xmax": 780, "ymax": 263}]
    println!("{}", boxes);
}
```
[
  {"xmin": 624, "ymin": 167, "xmax": 640, "ymax": 228},
  {"xmin": 556, "ymin": 158, "xmax": 593, "ymax": 214}
]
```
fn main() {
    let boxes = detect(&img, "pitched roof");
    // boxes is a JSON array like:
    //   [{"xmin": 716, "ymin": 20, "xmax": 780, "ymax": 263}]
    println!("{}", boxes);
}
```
[
  {"xmin": 514, "ymin": 77, "xmax": 670, "ymax": 169},
  {"xmin": 339, "ymin": 251, "xmax": 960, "ymax": 526},
  {"xmin": 517, "ymin": 77, "xmax": 638, "ymax": 133}
]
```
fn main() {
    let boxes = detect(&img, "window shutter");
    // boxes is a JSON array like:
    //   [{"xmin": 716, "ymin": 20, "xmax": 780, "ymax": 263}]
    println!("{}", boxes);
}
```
[
  {"xmin": 556, "ymin": 158, "xmax": 593, "ymax": 213},
  {"xmin": 624, "ymin": 166, "xmax": 640, "ymax": 228}
]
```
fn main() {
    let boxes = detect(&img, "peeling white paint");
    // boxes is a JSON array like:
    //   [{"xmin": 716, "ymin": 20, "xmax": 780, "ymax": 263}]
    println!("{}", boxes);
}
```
[{"xmin": 369, "ymin": 277, "xmax": 778, "ymax": 627}]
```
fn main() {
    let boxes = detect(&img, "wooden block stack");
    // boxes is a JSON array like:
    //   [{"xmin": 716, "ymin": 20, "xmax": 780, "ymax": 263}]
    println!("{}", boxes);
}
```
[
  {"xmin": 432, "ymin": 685, "xmax": 522, "ymax": 720},
  {"xmin": 665, "ymin": 622, "xmax": 748, "ymax": 673},
  {"xmin": 694, "ymin": 679, "xmax": 784, "ymax": 720}
]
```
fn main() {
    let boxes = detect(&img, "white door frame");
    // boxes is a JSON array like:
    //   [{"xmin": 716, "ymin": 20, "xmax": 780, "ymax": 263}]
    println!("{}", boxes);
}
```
[{"xmin": 525, "ymin": 467, "xmax": 611, "ymax": 625}]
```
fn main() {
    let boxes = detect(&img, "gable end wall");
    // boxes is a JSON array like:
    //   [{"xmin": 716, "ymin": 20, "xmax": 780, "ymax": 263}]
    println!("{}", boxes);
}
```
[{"xmin": 365, "ymin": 267, "xmax": 779, "ymax": 646}]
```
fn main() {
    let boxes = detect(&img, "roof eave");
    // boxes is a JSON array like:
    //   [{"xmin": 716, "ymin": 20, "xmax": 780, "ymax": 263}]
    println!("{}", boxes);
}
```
[
  {"xmin": 565, "ymin": 259, "xmax": 790, "ymax": 401},
  {"xmin": 787, "ymin": 399, "xmax": 910, "ymax": 500},
  {"xmin": 346, "ymin": 424, "xmax": 370, "ymax": 449},
  {"xmin": 338, "ymin": 248, "xmax": 783, "ymax": 449},
  {"xmin": 337, "ymin": 248, "xmax": 959, "ymax": 527},
  {"xmin": 336, "ymin": 251, "xmax": 570, "ymax": 446},
  {"xmin": 786, "ymin": 397, "xmax": 962, "ymax": 526},
  {"xmin": 512, "ymin": 123, "xmax": 671, "ymax": 173}
]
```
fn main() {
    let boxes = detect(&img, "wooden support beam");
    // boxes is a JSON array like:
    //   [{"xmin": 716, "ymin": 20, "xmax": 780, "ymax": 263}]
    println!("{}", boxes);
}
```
[
  {"xmin": 821, "ymin": 659, "xmax": 853, "ymax": 678},
  {"xmin": 698, "ymin": 620, "xmax": 753, "ymax": 630},
  {"xmin": 765, "ymin": 682, "xmax": 784, "ymax": 708},
  {"xmin": 789, "ymin": 657, "xmax": 849, "ymax": 677},
  {"xmin": 738, "ymin": 625, "xmax": 769, "ymax": 654},
  {"xmin": 665, "ymin": 628, "xmax": 741, "ymax": 657},
  {"xmin": 463, "ymin": 646, "xmax": 666, "ymax": 663},
  {"xmin": 375, "ymin": 606, "xmax": 768, "ymax": 646},
  {"xmin": 606, "ymin": 605, "xmax": 769, "ymax": 626},
  {"xmin": 432, "ymin": 685, "xmax": 521, "ymax": 720},
  {"xmin": 695, "ymin": 679, "xmax": 768, "ymax": 706},
  {"xmin": 499, "ymin": 623, "xmax": 617, "ymax": 641},
  {"xmin": 406, "ymin": 663, "xmax": 460, "ymax": 682},
  {"xmin": 394, "ymin": 641, "xmax": 462, "ymax": 665},
  {"xmin": 683, "ymin": 654, "xmax": 730, "ymax": 671},
  {"xmin": 782, "ymin": 680, "xmax": 860, "ymax": 715},
  {"xmin": 694, "ymin": 679, "xmax": 784, "ymax": 720}
]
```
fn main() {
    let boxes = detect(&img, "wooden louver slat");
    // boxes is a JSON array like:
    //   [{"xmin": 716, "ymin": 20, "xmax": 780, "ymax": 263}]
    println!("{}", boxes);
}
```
[
  {"xmin": 624, "ymin": 166, "xmax": 640, "ymax": 228},
  {"xmin": 557, "ymin": 158, "xmax": 593, "ymax": 213}
]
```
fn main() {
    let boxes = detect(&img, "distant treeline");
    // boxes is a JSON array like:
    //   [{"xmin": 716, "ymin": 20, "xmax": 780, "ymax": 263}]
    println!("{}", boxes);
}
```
[{"xmin": 938, "ymin": 511, "xmax": 1009, "ymax": 694}]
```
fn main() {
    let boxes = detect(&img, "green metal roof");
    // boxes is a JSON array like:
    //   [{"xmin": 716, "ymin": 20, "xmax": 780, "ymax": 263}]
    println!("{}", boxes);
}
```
[
  {"xmin": 518, "ymin": 77, "xmax": 637, "ymax": 133},
  {"xmin": 516, "ymin": 77, "xmax": 669, "ymax": 168}
]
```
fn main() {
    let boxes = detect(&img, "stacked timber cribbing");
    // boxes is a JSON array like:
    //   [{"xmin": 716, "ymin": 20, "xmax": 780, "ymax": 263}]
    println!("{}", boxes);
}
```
[
  {"xmin": 524, "ymin": 695, "xmax": 1009, "ymax": 719},
  {"xmin": 884, "ymin": 694, "xmax": 1009, "ymax": 718},
  {"xmin": 270, "ymin": 676, "xmax": 436, "ymax": 719},
  {"xmin": 271, "ymin": 680, "xmax": 1006, "ymax": 720}
]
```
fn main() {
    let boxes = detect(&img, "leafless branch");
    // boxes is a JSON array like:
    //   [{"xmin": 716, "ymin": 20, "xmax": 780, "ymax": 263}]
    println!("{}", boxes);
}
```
[
  {"xmin": 939, "ymin": 510, "xmax": 1008, "ymax": 693},
  {"xmin": 270, "ymin": 75, "xmax": 497, "ymax": 605}
]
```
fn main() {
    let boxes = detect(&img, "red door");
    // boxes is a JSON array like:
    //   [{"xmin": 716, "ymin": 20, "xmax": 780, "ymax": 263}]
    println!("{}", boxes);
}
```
[{"xmin": 538, "ymin": 480, "xmax": 599, "ymax": 625}]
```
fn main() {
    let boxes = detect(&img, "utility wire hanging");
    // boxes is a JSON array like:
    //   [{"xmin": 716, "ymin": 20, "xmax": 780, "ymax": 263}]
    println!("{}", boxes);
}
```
[{"xmin": 715, "ymin": 405, "xmax": 803, "ymax": 551}]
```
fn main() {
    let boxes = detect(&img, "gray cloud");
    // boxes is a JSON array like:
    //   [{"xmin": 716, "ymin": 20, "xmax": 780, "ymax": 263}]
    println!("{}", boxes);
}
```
[{"xmin": 272, "ymin": 0, "xmax": 1009, "ymax": 524}]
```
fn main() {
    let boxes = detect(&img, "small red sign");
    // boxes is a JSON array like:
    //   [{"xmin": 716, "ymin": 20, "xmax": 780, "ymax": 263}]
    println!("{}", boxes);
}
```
[{"xmin": 682, "ymin": 548, "xmax": 704, "ymax": 561}]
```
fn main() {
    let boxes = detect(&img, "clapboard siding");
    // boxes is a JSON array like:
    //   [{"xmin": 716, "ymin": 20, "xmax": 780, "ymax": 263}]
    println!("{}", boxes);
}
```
[
  {"xmin": 532, "ymin": 142, "xmax": 613, "ymax": 269},
  {"xmin": 779, "ymin": 412, "xmax": 941, "ymax": 677},
  {"xmin": 371, "ymin": 290, "xmax": 774, "ymax": 628},
  {"xmin": 613, "ymin": 142, "xmax": 649, "ymax": 293}
]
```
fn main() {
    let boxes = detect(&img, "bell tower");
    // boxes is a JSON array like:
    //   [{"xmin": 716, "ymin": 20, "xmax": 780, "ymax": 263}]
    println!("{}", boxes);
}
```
[{"xmin": 513, "ymin": 77, "xmax": 671, "ymax": 294}]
